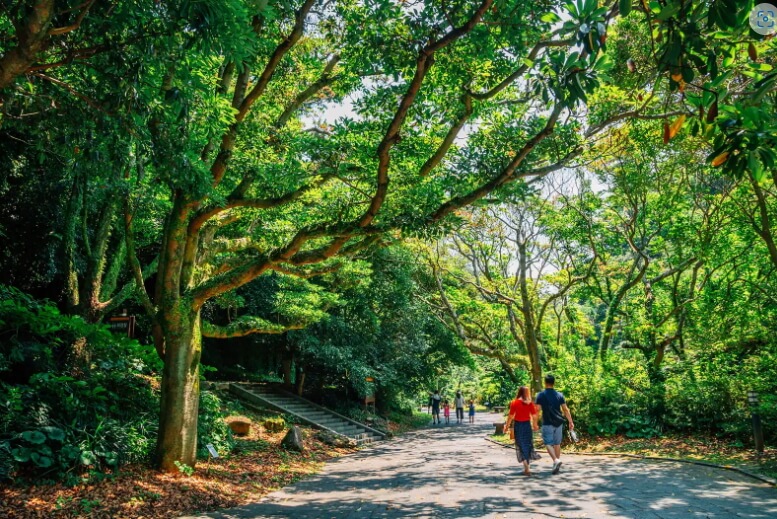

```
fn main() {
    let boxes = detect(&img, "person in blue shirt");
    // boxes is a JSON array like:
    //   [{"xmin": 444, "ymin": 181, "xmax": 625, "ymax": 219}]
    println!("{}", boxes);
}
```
[{"xmin": 535, "ymin": 374, "xmax": 575, "ymax": 474}]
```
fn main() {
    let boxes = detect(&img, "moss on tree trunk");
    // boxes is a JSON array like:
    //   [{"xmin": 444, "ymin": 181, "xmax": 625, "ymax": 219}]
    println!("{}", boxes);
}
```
[{"xmin": 155, "ymin": 306, "xmax": 202, "ymax": 472}]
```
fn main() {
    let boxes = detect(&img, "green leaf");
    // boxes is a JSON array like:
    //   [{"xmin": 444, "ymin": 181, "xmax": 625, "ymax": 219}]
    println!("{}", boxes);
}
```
[
  {"xmin": 42, "ymin": 426, "xmax": 65, "ymax": 442},
  {"xmin": 60, "ymin": 445, "xmax": 81, "ymax": 461},
  {"xmin": 656, "ymin": 4, "xmax": 681, "ymax": 21},
  {"xmin": 80, "ymin": 450, "xmax": 98, "ymax": 466},
  {"xmin": 34, "ymin": 454, "xmax": 53, "ymax": 468},
  {"xmin": 21, "ymin": 430, "xmax": 47, "ymax": 445},
  {"xmin": 619, "ymin": 0, "xmax": 632, "ymax": 16},
  {"xmin": 749, "ymin": 153, "xmax": 764, "ymax": 181},
  {"xmin": 11, "ymin": 447, "xmax": 31, "ymax": 463}
]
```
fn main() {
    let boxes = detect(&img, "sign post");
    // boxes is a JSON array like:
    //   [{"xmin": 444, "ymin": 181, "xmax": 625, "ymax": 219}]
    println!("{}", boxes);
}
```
[
  {"xmin": 364, "ymin": 377, "xmax": 376, "ymax": 411},
  {"xmin": 748, "ymin": 391, "xmax": 764, "ymax": 455},
  {"xmin": 107, "ymin": 314, "xmax": 136, "ymax": 338},
  {"xmin": 205, "ymin": 443, "xmax": 219, "ymax": 474}
]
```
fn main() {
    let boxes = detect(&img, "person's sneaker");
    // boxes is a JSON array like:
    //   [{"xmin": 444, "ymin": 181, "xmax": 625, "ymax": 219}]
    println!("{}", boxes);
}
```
[{"xmin": 552, "ymin": 460, "xmax": 562, "ymax": 474}]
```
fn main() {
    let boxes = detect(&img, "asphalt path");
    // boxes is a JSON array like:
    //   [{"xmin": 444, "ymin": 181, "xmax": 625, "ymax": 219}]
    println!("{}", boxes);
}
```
[{"xmin": 184, "ymin": 412, "xmax": 777, "ymax": 518}]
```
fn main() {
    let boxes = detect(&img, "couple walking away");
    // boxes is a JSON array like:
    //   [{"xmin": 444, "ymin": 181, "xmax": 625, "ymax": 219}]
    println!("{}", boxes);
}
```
[{"xmin": 505, "ymin": 374, "xmax": 574, "ymax": 476}]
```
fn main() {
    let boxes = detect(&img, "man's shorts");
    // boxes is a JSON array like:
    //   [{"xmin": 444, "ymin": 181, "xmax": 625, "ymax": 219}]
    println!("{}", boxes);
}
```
[{"xmin": 542, "ymin": 424, "xmax": 563, "ymax": 446}]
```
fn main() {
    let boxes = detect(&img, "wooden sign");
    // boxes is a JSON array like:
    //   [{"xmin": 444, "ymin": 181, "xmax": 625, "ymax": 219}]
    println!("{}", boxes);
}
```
[{"xmin": 108, "ymin": 315, "xmax": 136, "ymax": 338}]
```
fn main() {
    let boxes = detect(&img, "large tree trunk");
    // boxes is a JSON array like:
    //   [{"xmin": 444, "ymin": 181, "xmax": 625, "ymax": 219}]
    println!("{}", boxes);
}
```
[{"xmin": 155, "ymin": 305, "xmax": 202, "ymax": 472}]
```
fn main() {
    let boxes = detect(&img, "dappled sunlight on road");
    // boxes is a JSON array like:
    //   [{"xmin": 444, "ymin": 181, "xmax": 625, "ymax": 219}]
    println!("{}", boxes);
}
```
[{"xmin": 184, "ymin": 412, "xmax": 777, "ymax": 518}]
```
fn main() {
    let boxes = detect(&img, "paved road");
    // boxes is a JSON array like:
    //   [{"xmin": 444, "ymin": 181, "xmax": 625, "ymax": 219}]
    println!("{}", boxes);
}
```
[{"xmin": 185, "ymin": 413, "xmax": 777, "ymax": 519}]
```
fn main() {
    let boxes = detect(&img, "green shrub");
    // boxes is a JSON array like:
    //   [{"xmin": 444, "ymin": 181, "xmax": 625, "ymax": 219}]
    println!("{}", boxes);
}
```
[
  {"xmin": 0, "ymin": 285, "xmax": 159, "ymax": 482},
  {"xmin": 196, "ymin": 390, "xmax": 234, "ymax": 458}
]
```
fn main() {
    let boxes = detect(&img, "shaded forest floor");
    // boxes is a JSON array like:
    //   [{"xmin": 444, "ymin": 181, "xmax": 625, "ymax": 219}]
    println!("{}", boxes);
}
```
[
  {"xmin": 0, "ymin": 423, "xmax": 356, "ymax": 519},
  {"xmin": 491, "ymin": 432, "xmax": 777, "ymax": 480},
  {"xmin": 0, "ymin": 402, "xmax": 431, "ymax": 519}
]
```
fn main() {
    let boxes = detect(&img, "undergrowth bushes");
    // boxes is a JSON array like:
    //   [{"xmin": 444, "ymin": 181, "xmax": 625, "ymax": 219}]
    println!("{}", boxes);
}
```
[
  {"xmin": 0, "ymin": 286, "xmax": 237, "ymax": 483},
  {"xmin": 551, "ymin": 340, "xmax": 777, "ymax": 443},
  {"xmin": 0, "ymin": 286, "xmax": 161, "ymax": 483},
  {"xmin": 197, "ymin": 390, "xmax": 235, "ymax": 457}
]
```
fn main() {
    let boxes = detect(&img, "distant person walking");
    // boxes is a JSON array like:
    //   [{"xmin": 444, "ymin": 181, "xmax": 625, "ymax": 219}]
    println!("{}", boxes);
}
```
[
  {"xmin": 535, "ymin": 374, "xmax": 574, "ymax": 474},
  {"xmin": 506, "ymin": 386, "xmax": 539, "ymax": 476},
  {"xmin": 443, "ymin": 400, "xmax": 451, "ymax": 424},
  {"xmin": 431, "ymin": 390, "xmax": 442, "ymax": 424},
  {"xmin": 468, "ymin": 400, "xmax": 476, "ymax": 423},
  {"xmin": 454, "ymin": 391, "xmax": 465, "ymax": 424}
]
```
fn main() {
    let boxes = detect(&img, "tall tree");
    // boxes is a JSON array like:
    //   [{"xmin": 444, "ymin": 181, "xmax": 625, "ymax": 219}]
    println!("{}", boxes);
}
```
[
  {"xmin": 1, "ymin": 0, "xmax": 710, "ymax": 471},
  {"xmin": 126, "ymin": 0, "xmax": 653, "ymax": 470},
  {"xmin": 425, "ymin": 185, "xmax": 595, "ymax": 393}
]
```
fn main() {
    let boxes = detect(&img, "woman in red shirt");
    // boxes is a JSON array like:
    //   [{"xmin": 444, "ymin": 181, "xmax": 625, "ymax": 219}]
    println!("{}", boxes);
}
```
[{"xmin": 505, "ymin": 386, "xmax": 539, "ymax": 476}]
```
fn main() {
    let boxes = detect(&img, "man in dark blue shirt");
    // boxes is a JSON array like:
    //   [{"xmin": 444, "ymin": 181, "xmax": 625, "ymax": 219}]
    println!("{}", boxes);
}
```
[{"xmin": 535, "ymin": 374, "xmax": 574, "ymax": 474}]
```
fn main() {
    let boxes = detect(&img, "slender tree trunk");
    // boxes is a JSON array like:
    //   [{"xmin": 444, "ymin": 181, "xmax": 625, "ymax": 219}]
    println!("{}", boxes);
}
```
[
  {"xmin": 155, "ymin": 304, "xmax": 202, "ymax": 471},
  {"xmin": 295, "ymin": 366, "xmax": 306, "ymax": 396},
  {"xmin": 524, "ymin": 328, "xmax": 543, "ymax": 394},
  {"xmin": 517, "ymin": 243, "xmax": 543, "ymax": 394},
  {"xmin": 645, "ymin": 353, "xmax": 666, "ymax": 427},
  {"xmin": 643, "ymin": 279, "xmax": 665, "ymax": 427},
  {"xmin": 599, "ymin": 257, "xmax": 647, "ymax": 360},
  {"xmin": 282, "ymin": 355, "xmax": 293, "ymax": 390}
]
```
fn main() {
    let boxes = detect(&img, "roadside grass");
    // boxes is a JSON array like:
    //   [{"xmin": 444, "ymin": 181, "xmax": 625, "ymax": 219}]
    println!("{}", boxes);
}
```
[
  {"xmin": 387, "ymin": 410, "xmax": 434, "ymax": 435},
  {"xmin": 489, "ymin": 432, "xmax": 777, "ymax": 480}
]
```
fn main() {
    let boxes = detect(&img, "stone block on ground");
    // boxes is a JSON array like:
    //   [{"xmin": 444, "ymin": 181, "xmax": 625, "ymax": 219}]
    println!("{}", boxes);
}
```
[
  {"xmin": 281, "ymin": 425, "xmax": 305, "ymax": 452},
  {"xmin": 316, "ymin": 430, "xmax": 356, "ymax": 448},
  {"xmin": 226, "ymin": 416, "xmax": 252, "ymax": 436}
]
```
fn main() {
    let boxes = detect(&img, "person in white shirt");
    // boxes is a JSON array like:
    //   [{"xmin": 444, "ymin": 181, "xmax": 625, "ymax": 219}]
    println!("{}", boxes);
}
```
[{"xmin": 454, "ymin": 391, "xmax": 466, "ymax": 424}]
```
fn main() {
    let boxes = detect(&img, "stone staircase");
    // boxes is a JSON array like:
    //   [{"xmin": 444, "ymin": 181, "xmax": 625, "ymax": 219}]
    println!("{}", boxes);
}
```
[{"xmin": 229, "ymin": 383, "xmax": 386, "ymax": 446}]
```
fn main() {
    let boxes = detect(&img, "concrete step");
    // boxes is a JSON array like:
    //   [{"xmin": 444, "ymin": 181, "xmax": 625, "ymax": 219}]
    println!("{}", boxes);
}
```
[
  {"xmin": 282, "ymin": 405, "xmax": 320, "ymax": 414},
  {"xmin": 331, "ymin": 426, "xmax": 363, "ymax": 435},
  {"xmin": 230, "ymin": 383, "xmax": 385, "ymax": 443},
  {"xmin": 299, "ymin": 412, "xmax": 332, "ymax": 419},
  {"xmin": 316, "ymin": 421, "xmax": 350, "ymax": 430}
]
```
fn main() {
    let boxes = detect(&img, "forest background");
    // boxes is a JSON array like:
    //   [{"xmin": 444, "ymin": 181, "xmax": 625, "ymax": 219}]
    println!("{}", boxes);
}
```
[{"xmin": 1, "ymin": 0, "xmax": 776, "ymax": 487}]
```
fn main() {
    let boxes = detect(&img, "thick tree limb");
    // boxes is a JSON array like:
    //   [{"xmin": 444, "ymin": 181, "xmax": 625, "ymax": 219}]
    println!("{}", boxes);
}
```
[
  {"xmin": 359, "ymin": 0, "xmax": 493, "ymax": 229},
  {"xmin": 431, "ymin": 103, "xmax": 564, "ymax": 221},
  {"xmin": 209, "ymin": 0, "xmax": 317, "ymax": 187},
  {"xmin": 0, "ymin": 0, "xmax": 56, "ymax": 89},
  {"xmin": 202, "ymin": 317, "xmax": 306, "ymax": 339},
  {"xmin": 419, "ymin": 93, "xmax": 472, "ymax": 177},
  {"xmin": 48, "ymin": 0, "xmax": 95, "ymax": 36}
]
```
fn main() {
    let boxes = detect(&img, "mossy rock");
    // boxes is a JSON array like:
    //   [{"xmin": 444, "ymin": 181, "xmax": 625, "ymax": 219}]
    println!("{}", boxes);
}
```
[{"xmin": 263, "ymin": 417, "xmax": 285, "ymax": 433}]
